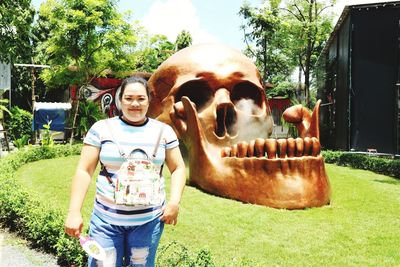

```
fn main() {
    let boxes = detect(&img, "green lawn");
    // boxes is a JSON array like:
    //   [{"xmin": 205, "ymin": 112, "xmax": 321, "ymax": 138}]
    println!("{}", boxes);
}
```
[{"xmin": 15, "ymin": 156, "xmax": 400, "ymax": 266}]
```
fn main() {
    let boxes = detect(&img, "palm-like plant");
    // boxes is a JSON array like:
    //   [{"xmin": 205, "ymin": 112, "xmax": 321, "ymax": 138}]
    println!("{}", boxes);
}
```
[
  {"xmin": 76, "ymin": 100, "xmax": 106, "ymax": 138},
  {"xmin": 0, "ymin": 99, "xmax": 10, "ymax": 115}
]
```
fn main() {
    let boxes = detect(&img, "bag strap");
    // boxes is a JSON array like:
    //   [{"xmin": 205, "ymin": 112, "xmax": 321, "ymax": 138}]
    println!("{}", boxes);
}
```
[
  {"xmin": 101, "ymin": 163, "xmax": 114, "ymax": 187},
  {"xmin": 105, "ymin": 118, "xmax": 164, "ymax": 160},
  {"xmin": 152, "ymin": 125, "xmax": 164, "ymax": 159},
  {"xmin": 105, "ymin": 119, "xmax": 127, "ymax": 159}
]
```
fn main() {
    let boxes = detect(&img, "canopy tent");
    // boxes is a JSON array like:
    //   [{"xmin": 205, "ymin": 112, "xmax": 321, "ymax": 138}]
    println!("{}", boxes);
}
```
[{"xmin": 33, "ymin": 102, "xmax": 72, "ymax": 131}]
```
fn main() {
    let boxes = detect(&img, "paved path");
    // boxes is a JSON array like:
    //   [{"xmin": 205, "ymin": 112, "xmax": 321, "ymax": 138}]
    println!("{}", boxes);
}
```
[{"xmin": 0, "ymin": 228, "xmax": 59, "ymax": 267}]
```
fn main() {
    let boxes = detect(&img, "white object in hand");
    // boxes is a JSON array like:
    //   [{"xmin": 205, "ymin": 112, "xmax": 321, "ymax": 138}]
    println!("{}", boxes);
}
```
[{"xmin": 79, "ymin": 235, "xmax": 106, "ymax": 261}]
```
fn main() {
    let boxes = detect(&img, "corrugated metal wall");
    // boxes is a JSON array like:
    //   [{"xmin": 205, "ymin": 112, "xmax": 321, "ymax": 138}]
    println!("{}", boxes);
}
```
[
  {"xmin": 335, "ymin": 16, "xmax": 351, "ymax": 150},
  {"xmin": 320, "ymin": 3, "xmax": 400, "ymax": 155},
  {"xmin": 350, "ymin": 7, "xmax": 399, "ymax": 154}
]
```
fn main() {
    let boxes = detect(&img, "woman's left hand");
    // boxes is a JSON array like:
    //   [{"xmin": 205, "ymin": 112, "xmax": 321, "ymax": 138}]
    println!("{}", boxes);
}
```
[{"xmin": 160, "ymin": 203, "xmax": 179, "ymax": 225}]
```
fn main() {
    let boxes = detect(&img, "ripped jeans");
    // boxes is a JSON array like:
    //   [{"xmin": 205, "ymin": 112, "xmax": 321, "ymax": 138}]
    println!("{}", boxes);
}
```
[{"xmin": 88, "ymin": 213, "xmax": 164, "ymax": 267}]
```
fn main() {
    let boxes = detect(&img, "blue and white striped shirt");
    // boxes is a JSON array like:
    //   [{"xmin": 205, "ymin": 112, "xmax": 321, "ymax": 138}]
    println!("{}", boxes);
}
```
[{"xmin": 84, "ymin": 116, "xmax": 179, "ymax": 226}]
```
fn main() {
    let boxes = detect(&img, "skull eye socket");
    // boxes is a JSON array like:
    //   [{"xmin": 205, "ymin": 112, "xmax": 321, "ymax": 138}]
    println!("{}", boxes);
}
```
[
  {"xmin": 231, "ymin": 82, "xmax": 263, "ymax": 114},
  {"xmin": 174, "ymin": 80, "xmax": 213, "ymax": 111}
]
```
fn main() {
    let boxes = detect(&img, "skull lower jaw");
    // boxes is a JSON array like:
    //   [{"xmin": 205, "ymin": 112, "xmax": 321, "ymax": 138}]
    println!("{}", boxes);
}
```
[{"xmin": 188, "ymin": 141, "xmax": 331, "ymax": 209}]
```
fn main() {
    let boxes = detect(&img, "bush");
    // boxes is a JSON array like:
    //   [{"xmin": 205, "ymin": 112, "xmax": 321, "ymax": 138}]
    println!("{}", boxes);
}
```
[
  {"xmin": 76, "ymin": 100, "xmax": 106, "ymax": 138},
  {"xmin": 156, "ymin": 241, "xmax": 215, "ymax": 267},
  {"xmin": 5, "ymin": 106, "xmax": 33, "ymax": 141},
  {"xmin": 0, "ymin": 144, "xmax": 84, "ymax": 266},
  {"xmin": 13, "ymin": 134, "xmax": 30, "ymax": 148},
  {"xmin": 323, "ymin": 150, "xmax": 400, "ymax": 179}
]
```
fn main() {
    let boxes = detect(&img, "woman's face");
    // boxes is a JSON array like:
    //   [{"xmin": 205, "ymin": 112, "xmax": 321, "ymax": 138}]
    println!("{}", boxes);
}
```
[{"xmin": 120, "ymin": 82, "xmax": 149, "ymax": 124}]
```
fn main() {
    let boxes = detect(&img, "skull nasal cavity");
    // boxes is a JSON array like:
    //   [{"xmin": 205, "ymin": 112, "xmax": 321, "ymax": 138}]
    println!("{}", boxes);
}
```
[{"xmin": 216, "ymin": 103, "xmax": 237, "ymax": 137}]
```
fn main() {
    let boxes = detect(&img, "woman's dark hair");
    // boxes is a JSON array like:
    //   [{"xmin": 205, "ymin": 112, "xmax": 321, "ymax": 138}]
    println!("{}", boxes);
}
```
[{"xmin": 119, "ymin": 76, "xmax": 150, "ymax": 100}]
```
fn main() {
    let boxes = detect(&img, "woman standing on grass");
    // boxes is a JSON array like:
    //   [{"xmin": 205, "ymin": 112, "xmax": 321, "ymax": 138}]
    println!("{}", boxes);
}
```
[{"xmin": 64, "ymin": 76, "xmax": 186, "ymax": 266}]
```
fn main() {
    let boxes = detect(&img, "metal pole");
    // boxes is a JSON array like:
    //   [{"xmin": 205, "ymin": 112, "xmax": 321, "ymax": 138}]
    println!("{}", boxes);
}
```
[
  {"xmin": 8, "ymin": 82, "xmax": 11, "ymax": 110},
  {"xmin": 31, "ymin": 66, "xmax": 37, "ymax": 144},
  {"xmin": 31, "ymin": 66, "xmax": 36, "ymax": 112}
]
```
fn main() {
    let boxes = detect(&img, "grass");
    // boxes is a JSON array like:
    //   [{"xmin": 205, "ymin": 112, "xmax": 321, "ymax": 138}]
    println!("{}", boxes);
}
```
[{"xmin": 14, "ymin": 156, "xmax": 400, "ymax": 266}]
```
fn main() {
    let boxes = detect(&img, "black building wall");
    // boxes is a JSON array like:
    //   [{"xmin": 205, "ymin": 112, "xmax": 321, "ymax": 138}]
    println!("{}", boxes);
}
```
[
  {"xmin": 319, "ymin": 2, "xmax": 400, "ymax": 155},
  {"xmin": 350, "ymin": 7, "xmax": 399, "ymax": 154},
  {"xmin": 335, "ymin": 16, "xmax": 351, "ymax": 150}
]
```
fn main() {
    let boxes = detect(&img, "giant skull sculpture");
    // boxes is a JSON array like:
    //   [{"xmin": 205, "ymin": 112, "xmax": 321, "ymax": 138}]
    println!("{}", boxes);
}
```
[{"xmin": 148, "ymin": 43, "xmax": 331, "ymax": 209}]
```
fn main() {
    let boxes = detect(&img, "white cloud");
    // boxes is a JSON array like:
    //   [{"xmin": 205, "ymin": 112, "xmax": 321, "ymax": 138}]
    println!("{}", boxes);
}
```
[{"xmin": 142, "ymin": 0, "xmax": 219, "ymax": 44}]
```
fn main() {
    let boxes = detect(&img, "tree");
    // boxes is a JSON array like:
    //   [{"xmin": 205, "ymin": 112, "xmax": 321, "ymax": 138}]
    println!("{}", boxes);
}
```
[
  {"xmin": 0, "ymin": 0, "xmax": 35, "ymax": 63},
  {"xmin": 175, "ymin": 30, "xmax": 192, "ymax": 51},
  {"xmin": 239, "ymin": 0, "xmax": 295, "ymax": 84},
  {"xmin": 0, "ymin": 0, "xmax": 48, "ymax": 113},
  {"xmin": 37, "ymin": 0, "xmax": 139, "ymax": 86},
  {"xmin": 135, "ymin": 30, "xmax": 193, "ymax": 73},
  {"xmin": 239, "ymin": 0, "xmax": 334, "ymax": 106},
  {"xmin": 281, "ymin": 0, "xmax": 335, "ymax": 106},
  {"xmin": 135, "ymin": 34, "xmax": 176, "ymax": 73},
  {"xmin": 36, "ymin": 0, "xmax": 140, "ymax": 143}
]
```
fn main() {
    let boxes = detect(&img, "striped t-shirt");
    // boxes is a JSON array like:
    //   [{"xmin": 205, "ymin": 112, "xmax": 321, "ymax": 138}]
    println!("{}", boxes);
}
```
[{"xmin": 84, "ymin": 116, "xmax": 179, "ymax": 226}]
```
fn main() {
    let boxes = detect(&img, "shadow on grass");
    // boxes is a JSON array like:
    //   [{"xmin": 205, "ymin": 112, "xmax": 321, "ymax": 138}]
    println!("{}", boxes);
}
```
[{"xmin": 373, "ymin": 179, "xmax": 400, "ymax": 185}]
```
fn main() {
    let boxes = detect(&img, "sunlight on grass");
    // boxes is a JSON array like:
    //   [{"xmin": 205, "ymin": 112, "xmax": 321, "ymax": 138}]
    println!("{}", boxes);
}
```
[{"xmin": 15, "ymin": 157, "xmax": 400, "ymax": 266}]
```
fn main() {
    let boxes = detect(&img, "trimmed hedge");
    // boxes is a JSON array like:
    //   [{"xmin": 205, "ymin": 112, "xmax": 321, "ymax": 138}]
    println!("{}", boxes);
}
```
[
  {"xmin": 0, "ymin": 145, "xmax": 85, "ymax": 266},
  {"xmin": 323, "ymin": 150, "xmax": 400, "ymax": 179},
  {"xmin": 0, "ymin": 145, "xmax": 215, "ymax": 266}
]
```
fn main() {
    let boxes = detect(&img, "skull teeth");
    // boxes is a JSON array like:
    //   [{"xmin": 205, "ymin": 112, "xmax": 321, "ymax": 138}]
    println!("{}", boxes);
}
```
[{"xmin": 220, "ymin": 137, "xmax": 321, "ymax": 158}]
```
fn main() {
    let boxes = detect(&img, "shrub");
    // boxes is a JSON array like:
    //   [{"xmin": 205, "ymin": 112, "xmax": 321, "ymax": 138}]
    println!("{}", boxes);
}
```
[
  {"xmin": 5, "ymin": 106, "xmax": 33, "ymax": 140},
  {"xmin": 156, "ymin": 241, "xmax": 215, "ymax": 267},
  {"xmin": 13, "ymin": 134, "xmax": 30, "ymax": 148},
  {"xmin": 41, "ymin": 121, "xmax": 55, "ymax": 147},
  {"xmin": 0, "ymin": 145, "xmax": 84, "ymax": 266},
  {"xmin": 323, "ymin": 150, "xmax": 400, "ymax": 179},
  {"xmin": 76, "ymin": 100, "xmax": 106, "ymax": 138},
  {"xmin": 0, "ymin": 180, "xmax": 31, "ymax": 232}
]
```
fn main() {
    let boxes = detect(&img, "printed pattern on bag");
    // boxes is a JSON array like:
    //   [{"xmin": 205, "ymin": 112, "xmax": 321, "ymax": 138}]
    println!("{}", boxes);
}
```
[{"xmin": 114, "ymin": 157, "xmax": 162, "ymax": 206}]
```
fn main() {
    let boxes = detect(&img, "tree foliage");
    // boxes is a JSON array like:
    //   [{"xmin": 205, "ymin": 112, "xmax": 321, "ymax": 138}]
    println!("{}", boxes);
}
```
[
  {"xmin": 0, "ymin": 0, "xmax": 47, "ymax": 112},
  {"xmin": 239, "ymin": 0, "xmax": 334, "ymax": 106},
  {"xmin": 0, "ymin": 0, "xmax": 35, "ymax": 63},
  {"xmin": 134, "ymin": 30, "xmax": 192, "ymax": 73},
  {"xmin": 175, "ymin": 30, "xmax": 192, "ymax": 51},
  {"xmin": 239, "ymin": 0, "xmax": 294, "ymax": 84},
  {"xmin": 76, "ymin": 100, "xmax": 106, "ymax": 138},
  {"xmin": 35, "ymin": 0, "xmax": 141, "ymax": 144},
  {"xmin": 281, "ymin": 0, "xmax": 335, "ymax": 106},
  {"xmin": 37, "ymin": 0, "xmax": 139, "ymax": 87},
  {"xmin": 134, "ymin": 34, "xmax": 176, "ymax": 73},
  {"xmin": 5, "ymin": 106, "xmax": 33, "ymax": 140}
]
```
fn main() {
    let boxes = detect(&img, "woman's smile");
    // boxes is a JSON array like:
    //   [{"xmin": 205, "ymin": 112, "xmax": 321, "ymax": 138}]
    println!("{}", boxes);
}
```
[{"xmin": 120, "ymin": 82, "xmax": 150, "ymax": 124}]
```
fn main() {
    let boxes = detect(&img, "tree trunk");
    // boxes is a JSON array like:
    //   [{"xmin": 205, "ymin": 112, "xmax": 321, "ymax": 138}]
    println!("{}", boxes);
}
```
[
  {"xmin": 263, "ymin": 34, "xmax": 268, "ymax": 83},
  {"xmin": 304, "ymin": 68, "xmax": 310, "ymax": 107},
  {"xmin": 69, "ymin": 86, "xmax": 82, "ymax": 146},
  {"xmin": 304, "ymin": 0, "xmax": 314, "ymax": 107},
  {"xmin": 298, "ymin": 65, "xmax": 302, "ymax": 92}
]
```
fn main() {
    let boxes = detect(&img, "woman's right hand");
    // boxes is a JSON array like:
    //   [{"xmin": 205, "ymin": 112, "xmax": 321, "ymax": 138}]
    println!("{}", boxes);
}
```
[{"xmin": 64, "ymin": 211, "xmax": 83, "ymax": 238}]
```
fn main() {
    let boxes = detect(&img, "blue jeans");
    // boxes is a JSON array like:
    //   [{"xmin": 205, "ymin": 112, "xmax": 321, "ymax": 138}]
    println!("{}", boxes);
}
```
[{"xmin": 88, "ymin": 213, "xmax": 164, "ymax": 267}]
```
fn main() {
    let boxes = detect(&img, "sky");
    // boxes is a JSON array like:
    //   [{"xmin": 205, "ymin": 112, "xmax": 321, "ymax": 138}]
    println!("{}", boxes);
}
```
[{"xmin": 31, "ymin": 0, "xmax": 393, "ymax": 51}]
